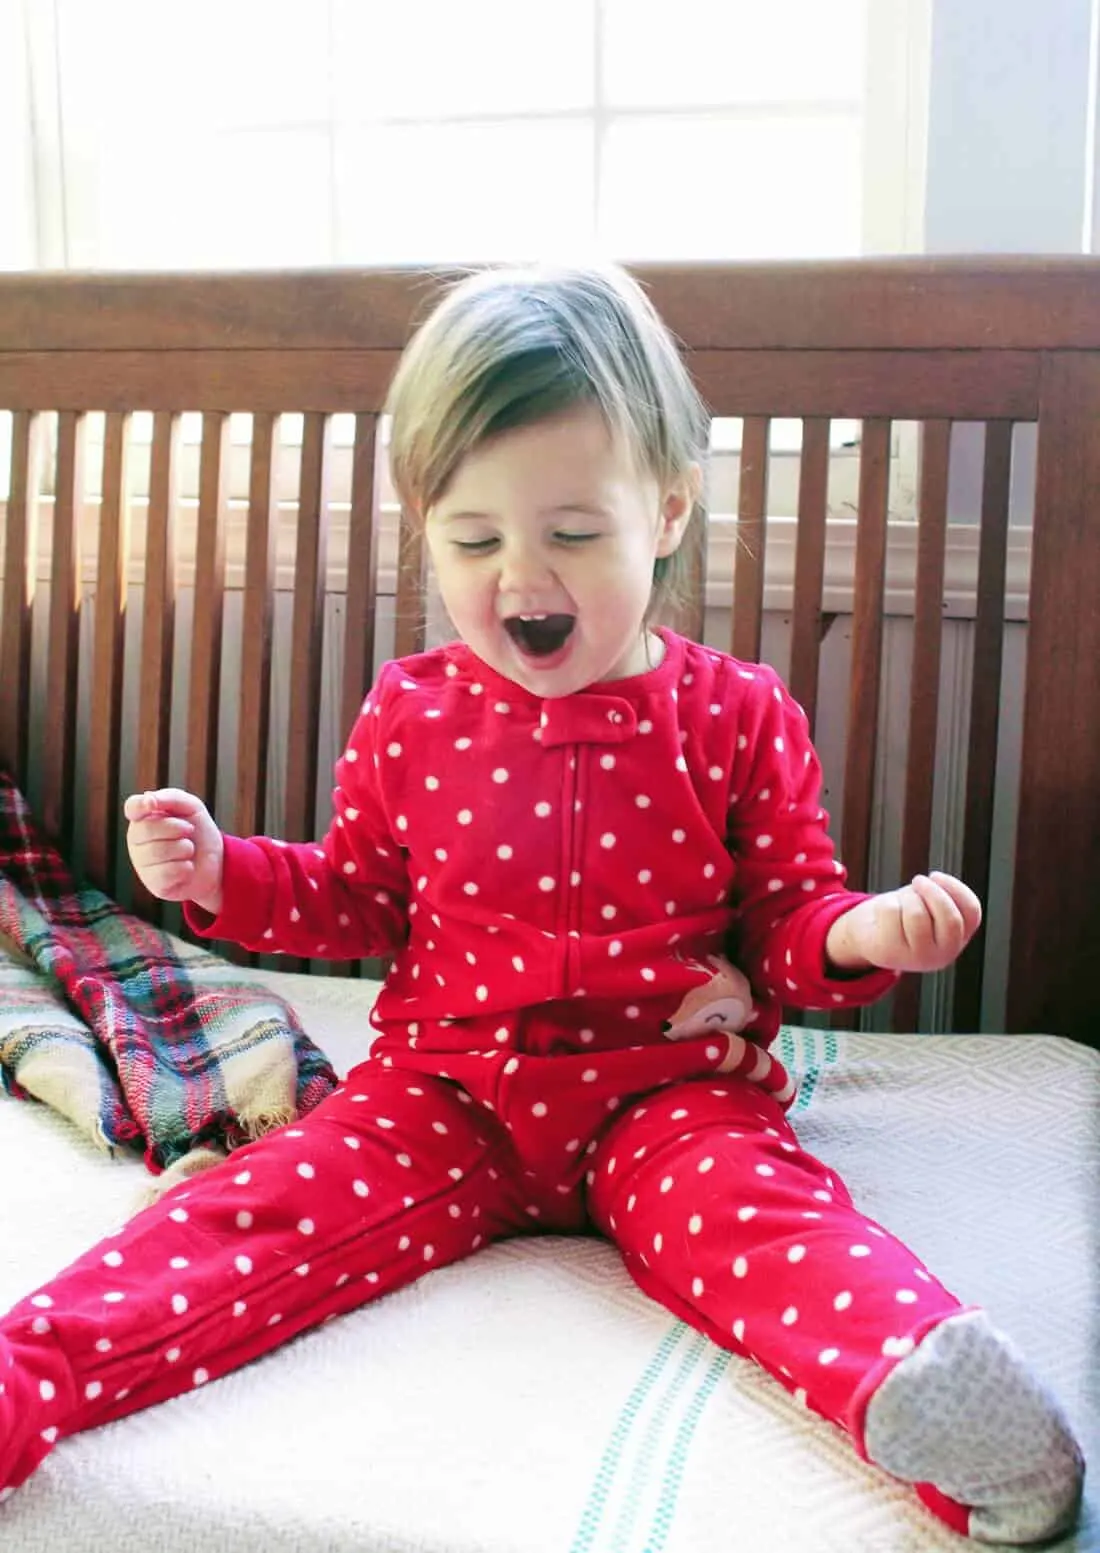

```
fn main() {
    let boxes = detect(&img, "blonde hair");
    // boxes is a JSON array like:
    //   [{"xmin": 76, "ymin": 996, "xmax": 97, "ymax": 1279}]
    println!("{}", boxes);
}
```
[{"xmin": 385, "ymin": 263, "xmax": 710, "ymax": 620}]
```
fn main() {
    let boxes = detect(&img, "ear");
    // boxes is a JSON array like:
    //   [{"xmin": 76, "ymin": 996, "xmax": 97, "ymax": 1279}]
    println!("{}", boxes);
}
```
[{"xmin": 655, "ymin": 463, "xmax": 702, "ymax": 558}]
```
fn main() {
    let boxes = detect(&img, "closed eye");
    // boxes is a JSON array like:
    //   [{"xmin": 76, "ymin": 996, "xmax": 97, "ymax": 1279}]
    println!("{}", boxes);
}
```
[
  {"xmin": 554, "ymin": 531, "xmax": 600, "ymax": 544},
  {"xmin": 453, "ymin": 538, "xmax": 499, "ymax": 554}
]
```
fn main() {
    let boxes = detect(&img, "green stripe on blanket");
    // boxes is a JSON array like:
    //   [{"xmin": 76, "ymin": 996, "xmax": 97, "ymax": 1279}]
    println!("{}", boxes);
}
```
[{"xmin": 570, "ymin": 1024, "xmax": 840, "ymax": 1551}]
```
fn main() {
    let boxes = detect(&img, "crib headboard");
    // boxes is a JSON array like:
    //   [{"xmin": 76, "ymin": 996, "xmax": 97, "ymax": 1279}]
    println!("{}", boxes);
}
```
[{"xmin": 1, "ymin": 259, "xmax": 1098, "ymax": 1044}]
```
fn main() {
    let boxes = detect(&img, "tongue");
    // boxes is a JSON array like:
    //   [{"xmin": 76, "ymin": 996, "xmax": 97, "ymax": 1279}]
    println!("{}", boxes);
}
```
[{"xmin": 507, "ymin": 616, "xmax": 575, "ymax": 656}]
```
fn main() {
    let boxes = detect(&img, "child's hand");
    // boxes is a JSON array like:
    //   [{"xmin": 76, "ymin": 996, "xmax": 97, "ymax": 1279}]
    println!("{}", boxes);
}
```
[
  {"xmin": 123, "ymin": 788, "xmax": 225, "ymax": 916},
  {"xmin": 825, "ymin": 871, "xmax": 982, "ymax": 975}
]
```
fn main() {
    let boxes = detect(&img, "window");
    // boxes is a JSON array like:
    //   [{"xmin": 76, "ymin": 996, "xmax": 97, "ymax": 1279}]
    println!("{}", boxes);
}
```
[{"xmin": 18, "ymin": 0, "xmax": 921, "ymax": 270}]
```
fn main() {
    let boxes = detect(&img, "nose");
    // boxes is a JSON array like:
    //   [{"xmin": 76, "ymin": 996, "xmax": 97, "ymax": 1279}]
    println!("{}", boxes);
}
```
[{"xmin": 497, "ymin": 535, "xmax": 554, "ymax": 598}]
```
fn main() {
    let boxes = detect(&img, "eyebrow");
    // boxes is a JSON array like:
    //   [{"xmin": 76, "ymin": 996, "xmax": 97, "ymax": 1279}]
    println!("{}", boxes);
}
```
[{"xmin": 441, "ymin": 503, "xmax": 611, "ymax": 523}]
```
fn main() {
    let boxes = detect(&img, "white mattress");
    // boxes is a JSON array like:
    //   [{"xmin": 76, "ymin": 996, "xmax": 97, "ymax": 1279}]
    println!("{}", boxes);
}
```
[{"xmin": 0, "ymin": 968, "xmax": 1096, "ymax": 1552}]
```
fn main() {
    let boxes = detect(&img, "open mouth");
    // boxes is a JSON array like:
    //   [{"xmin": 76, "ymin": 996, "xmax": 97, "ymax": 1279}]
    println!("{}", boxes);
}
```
[{"xmin": 503, "ymin": 614, "xmax": 576, "ymax": 658}]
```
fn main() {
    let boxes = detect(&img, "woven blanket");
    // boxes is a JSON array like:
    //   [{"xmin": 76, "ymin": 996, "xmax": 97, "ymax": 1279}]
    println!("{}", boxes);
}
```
[{"xmin": 0, "ymin": 773, "xmax": 337, "ymax": 1172}]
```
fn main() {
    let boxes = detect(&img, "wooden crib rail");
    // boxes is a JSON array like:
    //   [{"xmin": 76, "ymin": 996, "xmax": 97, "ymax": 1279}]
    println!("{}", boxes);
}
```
[{"xmin": 1, "ymin": 259, "xmax": 1098, "ymax": 1042}]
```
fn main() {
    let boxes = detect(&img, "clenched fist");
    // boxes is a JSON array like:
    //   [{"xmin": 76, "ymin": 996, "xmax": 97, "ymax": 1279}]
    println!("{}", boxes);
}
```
[
  {"xmin": 124, "ymin": 788, "xmax": 225, "ymax": 917},
  {"xmin": 825, "ymin": 871, "xmax": 982, "ymax": 976}
]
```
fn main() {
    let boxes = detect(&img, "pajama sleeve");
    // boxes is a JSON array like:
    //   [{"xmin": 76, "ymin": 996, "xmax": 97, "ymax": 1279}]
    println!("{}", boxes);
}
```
[
  {"xmin": 184, "ymin": 670, "xmax": 409, "ymax": 959},
  {"xmin": 725, "ymin": 664, "xmax": 898, "ymax": 1011}
]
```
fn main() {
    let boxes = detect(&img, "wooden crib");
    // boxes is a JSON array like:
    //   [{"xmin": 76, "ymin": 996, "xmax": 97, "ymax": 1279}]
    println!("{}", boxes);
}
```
[{"xmin": 1, "ymin": 258, "xmax": 1099, "ymax": 1044}]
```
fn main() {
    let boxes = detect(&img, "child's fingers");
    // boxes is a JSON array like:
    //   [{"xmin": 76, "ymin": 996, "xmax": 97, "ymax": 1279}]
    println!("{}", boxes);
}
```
[
  {"xmin": 927, "ymin": 870, "xmax": 983, "ymax": 937},
  {"xmin": 127, "ymin": 816, "xmax": 195, "ymax": 849},
  {"xmin": 910, "ymin": 874, "xmax": 968, "ymax": 954},
  {"xmin": 123, "ymin": 788, "xmax": 206, "ymax": 822}
]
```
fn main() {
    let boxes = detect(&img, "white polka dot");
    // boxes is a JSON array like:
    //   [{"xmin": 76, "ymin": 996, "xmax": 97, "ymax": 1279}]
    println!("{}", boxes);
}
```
[
  {"xmin": 653, "ymin": 1233, "xmax": 663, "ymax": 1252},
  {"xmin": 733, "ymin": 1256, "xmax": 748, "ymax": 1277},
  {"xmin": 781, "ymin": 1306, "xmax": 799, "ymax": 1325},
  {"xmin": 895, "ymin": 1288, "xmax": 919, "ymax": 1304},
  {"xmin": 882, "ymin": 1335, "xmax": 916, "ymax": 1358},
  {"xmin": 193, "ymin": 1368, "xmax": 210, "ymax": 1386},
  {"xmin": 539, "ymin": 876, "xmax": 555, "ymax": 892},
  {"xmin": 608, "ymin": 939, "xmax": 623, "ymax": 956},
  {"xmin": 85, "ymin": 1380, "xmax": 103, "ymax": 1400},
  {"xmin": 455, "ymin": 737, "xmax": 471, "ymax": 750},
  {"xmin": 492, "ymin": 768, "xmax": 509, "ymax": 784},
  {"xmin": 535, "ymin": 802, "xmax": 552, "ymax": 817},
  {"xmin": 688, "ymin": 1214, "xmax": 703, "ymax": 1235},
  {"xmin": 168, "ymin": 1208, "xmax": 188, "ymax": 1223},
  {"xmin": 834, "ymin": 1291, "xmax": 853, "ymax": 1311},
  {"xmin": 787, "ymin": 1244, "xmax": 806, "ymax": 1264},
  {"xmin": 103, "ymin": 1292, "xmax": 125, "ymax": 1304},
  {"xmin": 39, "ymin": 1379, "xmax": 55, "ymax": 1402},
  {"xmin": 497, "ymin": 844, "xmax": 513, "ymax": 860},
  {"xmin": 353, "ymin": 1180, "xmax": 370, "ymax": 1198},
  {"xmin": 733, "ymin": 1319, "xmax": 746, "ymax": 1341},
  {"xmin": 737, "ymin": 1205, "xmax": 757, "ymax": 1222},
  {"xmin": 755, "ymin": 1163, "xmax": 775, "ymax": 1177},
  {"xmin": 171, "ymin": 1294, "xmax": 189, "ymax": 1315},
  {"xmin": 637, "ymin": 868, "xmax": 652, "ymax": 884},
  {"xmin": 849, "ymin": 1244, "xmax": 872, "ymax": 1258},
  {"xmin": 102, "ymin": 1250, "xmax": 123, "ymax": 1268},
  {"xmin": 298, "ymin": 1219, "xmax": 315, "ymax": 1236},
  {"xmin": 235, "ymin": 1255, "xmax": 253, "ymax": 1274},
  {"xmin": 819, "ymin": 1348, "xmax": 840, "ymax": 1365}
]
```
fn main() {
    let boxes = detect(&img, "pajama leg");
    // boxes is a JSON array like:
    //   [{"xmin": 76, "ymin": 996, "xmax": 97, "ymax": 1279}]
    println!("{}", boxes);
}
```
[
  {"xmin": 585, "ymin": 1077, "xmax": 1082, "ymax": 1544},
  {"xmin": 0, "ymin": 1062, "xmax": 526, "ymax": 1498}
]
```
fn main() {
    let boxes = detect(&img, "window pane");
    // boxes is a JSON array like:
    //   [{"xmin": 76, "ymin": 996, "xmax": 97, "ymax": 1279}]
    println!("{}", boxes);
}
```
[
  {"xmin": 336, "ymin": 121, "xmax": 596, "ymax": 263},
  {"xmin": 600, "ymin": 116, "xmax": 862, "ymax": 259},
  {"xmin": 603, "ymin": 0, "xmax": 867, "ymax": 108},
  {"xmin": 333, "ymin": 0, "xmax": 595, "ymax": 121},
  {"xmin": 66, "ymin": 127, "xmax": 333, "ymax": 269}
]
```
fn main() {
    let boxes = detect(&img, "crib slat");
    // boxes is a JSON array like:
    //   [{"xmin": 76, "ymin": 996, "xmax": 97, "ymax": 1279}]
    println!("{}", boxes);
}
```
[
  {"xmin": 341, "ymin": 414, "xmax": 381, "ymax": 751},
  {"xmin": 42, "ymin": 413, "xmax": 86, "ymax": 852},
  {"xmin": 235, "ymin": 412, "xmax": 277, "ymax": 844},
  {"xmin": 394, "ymin": 509, "xmax": 426, "ymax": 660},
  {"xmin": 336, "ymin": 414, "xmax": 382, "ymax": 980},
  {"xmin": 730, "ymin": 417, "xmax": 770, "ymax": 662},
  {"xmin": 892, "ymin": 420, "xmax": 953, "ymax": 1031},
  {"xmin": 133, "ymin": 413, "xmax": 181, "ymax": 923},
  {"xmin": 840, "ymin": 418, "xmax": 891, "ymax": 892},
  {"xmin": 186, "ymin": 412, "xmax": 230, "ymax": 805},
  {"xmin": 86, "ymin": 413, "xmax": 131, "ymax": 893},
  {"xmin": 787, "ymin": 418, "xmax": 830, "ymax": 736},
  {"xmin": 0, "ymin": 412, "xmax": 36, "ymax": 790},
  {"xmin": 285, "ymin": 412, "xmax": 329, "ymax": 849},
  {"xmin": 953, "ymin": 421, "xmax": 1012, "ymax": 1031}
]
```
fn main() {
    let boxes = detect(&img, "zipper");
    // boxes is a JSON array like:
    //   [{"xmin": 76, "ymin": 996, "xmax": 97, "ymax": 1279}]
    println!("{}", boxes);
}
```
[{"xmin": 556, "ymin": 743, "xmax": 583, "ymax": 997}]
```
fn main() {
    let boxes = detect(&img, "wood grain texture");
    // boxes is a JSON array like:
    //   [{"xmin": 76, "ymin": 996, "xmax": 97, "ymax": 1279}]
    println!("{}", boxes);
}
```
[
  {"xmin": 0, "ymin": 412, "xmax": 35, "ymax": 789},
  {"xmin": 893, "ymin": 420, "xmax": 951, "ymax": 1034},
  {"xmin": 86, "ymin": 413, "xmax": 130, "ymax": 892},
  {"xmin": 1009, "ymin": 354, "xmax": 1100, "ymax": 1039},
  {"xmin": 730, "ymin": 417, "xmax": 770, "ymax": 663},
  {"xmin": 41, "ymin": 413, "xmax": 85, "ymax": 851},
  {"xmin": 953, "ymin": 422, "xmax": 1012, "ymax": 1031},
  {"xmin": 787, "ymin": 418, "xmax": 830, "ymax": 737},
  {"xmin": 840, "ymin": 419, "xmax": 891, "ymax": 894}
]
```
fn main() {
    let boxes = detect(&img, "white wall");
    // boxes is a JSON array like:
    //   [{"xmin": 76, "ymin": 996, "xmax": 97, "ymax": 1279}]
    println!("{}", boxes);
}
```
[{"xmin": 925, "ymin": 0, "xmax": 1097, "ymax": 252}]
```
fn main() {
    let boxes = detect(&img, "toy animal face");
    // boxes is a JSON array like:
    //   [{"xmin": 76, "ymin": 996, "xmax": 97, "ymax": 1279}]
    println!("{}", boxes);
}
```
[{"xmin": 662, "ymin": 959, "xmax": 755, "ymax": 1042}]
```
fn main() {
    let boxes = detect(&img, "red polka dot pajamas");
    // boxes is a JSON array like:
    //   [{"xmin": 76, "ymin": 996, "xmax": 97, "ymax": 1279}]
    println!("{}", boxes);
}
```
[{"xmin": 0, "ymin": 629, "xmax": 966, "ymax": 1509}]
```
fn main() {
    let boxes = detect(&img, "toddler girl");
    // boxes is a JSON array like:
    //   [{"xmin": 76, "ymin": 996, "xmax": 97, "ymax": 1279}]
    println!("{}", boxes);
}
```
[{"xmin": 0, "ymin": 263, "xmax": 1083, "ymax": 1543}]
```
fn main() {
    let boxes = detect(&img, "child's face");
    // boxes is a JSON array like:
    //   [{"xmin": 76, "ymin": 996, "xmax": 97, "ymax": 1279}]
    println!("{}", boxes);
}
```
[{"xmin": 424, "ymin": 406, "xmax": 694, "ymax": 698}]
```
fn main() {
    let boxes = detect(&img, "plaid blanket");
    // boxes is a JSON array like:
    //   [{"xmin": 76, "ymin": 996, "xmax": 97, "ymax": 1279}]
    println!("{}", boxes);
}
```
[{"xmin": 0, "ymin": 773, "xmax": 337, "ymax": 1172}]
